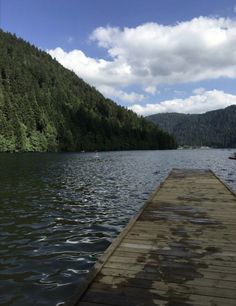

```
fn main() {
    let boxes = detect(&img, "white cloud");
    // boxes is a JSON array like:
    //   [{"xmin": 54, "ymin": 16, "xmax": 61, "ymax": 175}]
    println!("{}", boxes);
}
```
[
  {"xmin": 97, "ymin": 85, "xmax": 145, "ymax": 103},
  {"xmin": 48, "ymin": 48, "xmax": 144, "ymax": 102},
  {"xmin": 48, "ymin": 47, "xmax": 135, "ymax": 91},
  {"xmin": 174, "ymin": 90, "xmax": 186, "ymax": 96},
  {"xmin": 129, "ymin": 90, "xmax": 236, "ymax": 116},
  {"xmin": 144, "ymin": 86, "xmax": 158, "ymax": 95},
  {"xmin": 193, "ymin": 87, "xmax": 205, "ymax": 95},
  {"xmin": 90, "ymin": 17, "xmax": 236, "ymax": 85},
  {"xmin": 48, "ymin": 17, "xmax": 236, "ymax": 105}
]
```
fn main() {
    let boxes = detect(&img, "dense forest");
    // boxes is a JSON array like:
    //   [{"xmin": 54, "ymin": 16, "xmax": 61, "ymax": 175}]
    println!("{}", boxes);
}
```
[
  {"xmin": 0, "ymin": 30, "xmax": 177, "ymax": 152},
  {"xmin": 147, "ymin": 106, "xmax": 236, "ymax": 148}
]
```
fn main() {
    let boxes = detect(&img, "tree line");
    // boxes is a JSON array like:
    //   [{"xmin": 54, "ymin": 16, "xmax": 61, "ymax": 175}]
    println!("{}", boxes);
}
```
[
  {"xmin": 0, "ymin": 29, "xmax": 177, "ymax": 152},
  {"xmin": 147, "ymin": 107, "xmax": 236, "ymax": 148}
]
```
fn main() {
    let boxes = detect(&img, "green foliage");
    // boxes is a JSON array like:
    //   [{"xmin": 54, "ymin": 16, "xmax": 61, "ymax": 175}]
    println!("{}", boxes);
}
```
[
  {"xmin": 0, "ymin": 29, "xmax": 177, "ymax": 152},
  {"xmin": 147, "ymin": 106, "xmax": 236, "ymax": 148}
]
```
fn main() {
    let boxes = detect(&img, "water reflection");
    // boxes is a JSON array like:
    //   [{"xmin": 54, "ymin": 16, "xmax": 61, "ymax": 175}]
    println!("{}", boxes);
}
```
[{"xmin": 0, "ymin": 149, "xmax": 235, "ymax": 305}]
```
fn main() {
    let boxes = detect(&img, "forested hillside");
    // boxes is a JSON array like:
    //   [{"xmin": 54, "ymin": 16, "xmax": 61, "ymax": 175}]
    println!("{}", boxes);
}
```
[
  {"xmin": 0, "ymin": 30, "xmax": 176, "ymax": 152},
  {"xmin": 147, "ymin": 106, "xmax": 236, "ymax": 148}
]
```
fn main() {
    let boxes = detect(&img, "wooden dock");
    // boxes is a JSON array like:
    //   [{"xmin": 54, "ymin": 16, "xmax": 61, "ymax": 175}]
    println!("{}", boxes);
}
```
[{"xmin": 68, "ymin": 169, "xmax": 236, "ymax": 306}]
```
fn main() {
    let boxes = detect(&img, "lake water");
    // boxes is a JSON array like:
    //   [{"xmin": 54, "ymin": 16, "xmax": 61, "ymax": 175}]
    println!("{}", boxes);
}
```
[{"xmin": 0, "ymin": 149, "xmax": 236, "ymax": 305}]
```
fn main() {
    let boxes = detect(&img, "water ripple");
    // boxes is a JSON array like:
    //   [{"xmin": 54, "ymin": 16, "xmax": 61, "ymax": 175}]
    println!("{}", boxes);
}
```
[{"xmin": 0, "ymin": 149, "xmax": 235, "ymax": 305}]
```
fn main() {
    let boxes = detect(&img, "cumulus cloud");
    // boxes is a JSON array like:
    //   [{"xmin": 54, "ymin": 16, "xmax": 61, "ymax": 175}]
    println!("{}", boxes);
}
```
[
  {"xmin": 192, "ymin": 87, "xmax": 206, "ymax": 95},
  {"xmin": 49, "ymin": 16, "xmax": 236, "ymax": 106},
  {"xmin": 48, "ymin": 47, "xmax": 137, "ymax": 100},
  {"xmin": 97, "ymin": 85, "xmax": 145, "ymax": 103},
  {"xmin": 129, "ymin": 90, "xmax": 236, "ymax": 116},
  {"xmin": 90, "ymin": 17, "xmax": 236, "ymax": 85},
  {"xmin": 144, "ymin": 86, "xmax": 158, "ymax": 95},
  {"xmin": 174, "ymin": 90, "xmax": 186, "ymax": 96},
  {"xmin": 48, "ymin": 47, "xmax": 132, "ymax": 87}
]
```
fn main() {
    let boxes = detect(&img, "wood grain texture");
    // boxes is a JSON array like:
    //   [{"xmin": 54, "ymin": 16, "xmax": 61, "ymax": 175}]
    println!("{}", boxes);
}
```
[{"xmin": 67, "ymin": 169, "xmax": 236, "ymax": 306}]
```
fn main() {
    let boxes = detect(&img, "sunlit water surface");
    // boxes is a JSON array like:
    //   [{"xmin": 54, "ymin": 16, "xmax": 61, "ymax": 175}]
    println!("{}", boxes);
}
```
[{"xmin": 0, "ymin": 149, "xmax": 236, "ymax": 305}]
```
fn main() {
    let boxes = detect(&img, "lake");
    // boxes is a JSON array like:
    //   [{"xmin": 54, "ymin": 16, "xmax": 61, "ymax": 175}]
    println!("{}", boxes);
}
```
[{"xmin": 0, "ymin": 149, "xmax": 236, "ymax": 305}]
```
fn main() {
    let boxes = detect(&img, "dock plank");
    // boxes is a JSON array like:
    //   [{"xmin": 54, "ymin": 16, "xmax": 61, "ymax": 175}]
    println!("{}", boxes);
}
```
[{"xmin": 67, "ymin": 169, "xmax": 236, "ymax": 306}]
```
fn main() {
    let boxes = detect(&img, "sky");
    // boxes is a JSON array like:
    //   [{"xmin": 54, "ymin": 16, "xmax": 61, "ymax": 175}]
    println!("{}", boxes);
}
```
[{"xmin": 1, "ymin": 0, "xmax": 236, "ymax": 115}]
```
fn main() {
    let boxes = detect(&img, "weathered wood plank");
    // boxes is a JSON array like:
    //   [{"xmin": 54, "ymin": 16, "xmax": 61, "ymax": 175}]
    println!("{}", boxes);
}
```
[
  {"xmin": 123, "ymin": 237, "xmax": 236, "ymax": 249},
  {"xmin": 66, "ymin": 169, "xmax": 236, "ymax": 306},
  {"xmin": 90, "ymin": 281, "xmax": 236, "ymax": 299},
  {"xmin": 81, "ymin": 287, "xmax": 236, "ymax": 306},
  {"xmin": 95, "ymin": 274, "xmax": 236, "ymax": 290},
  {"xmin": 115, "ymin": 246, "xmax": 236, "ymax": 261},
  {"xmin": 100, "ymin": 267, "xmax": 236, "ymax": 282},
  {"xmin": 113, "ymin": 250, "xmax": 236, "ymax": 265},
  {"xmin": 106, "ymin": 257, "xmax": 236, "ymax": 273},
  {"xmin": 108, "ymin": 254, "xmax": 236, "ymax": 269},
  {"xmin": 124, "ymin": 236, "xmax": 236, "ymax": 246}
]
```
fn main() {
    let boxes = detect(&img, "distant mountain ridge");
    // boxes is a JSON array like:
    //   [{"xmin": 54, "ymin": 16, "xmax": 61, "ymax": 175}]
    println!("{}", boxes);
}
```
[
  {"xmin": 146, "ymin": 105, "xmax": 236, "ymax": 148},
  {"xmin": 0, "ymin": 30, "xmax": 176, "ymax": 152}
]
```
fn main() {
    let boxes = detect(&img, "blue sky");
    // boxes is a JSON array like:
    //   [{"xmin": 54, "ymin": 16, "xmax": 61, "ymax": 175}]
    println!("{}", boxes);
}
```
[{"xmin": 1, "ymin": 0, "xmax": 236, "ymax": 115}]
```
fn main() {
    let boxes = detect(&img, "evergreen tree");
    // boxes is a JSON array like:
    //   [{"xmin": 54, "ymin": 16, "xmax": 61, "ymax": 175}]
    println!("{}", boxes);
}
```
[{"xmin": 0, "ymin": 29, "xmax": 177, "ymax": 152}]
